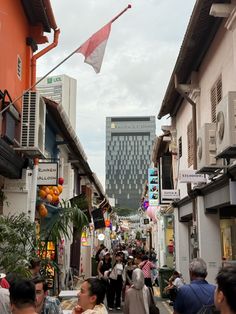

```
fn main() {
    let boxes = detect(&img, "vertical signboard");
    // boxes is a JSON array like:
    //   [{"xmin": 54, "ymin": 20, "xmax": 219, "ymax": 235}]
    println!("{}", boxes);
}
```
[{"xmin": 148, "ymin": 167, "xmax": 159, "ymax": 206}]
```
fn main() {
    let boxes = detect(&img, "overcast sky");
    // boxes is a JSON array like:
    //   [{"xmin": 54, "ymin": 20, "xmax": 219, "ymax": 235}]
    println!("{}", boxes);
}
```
[{"xmin": 37, "ymin": 0, "xmax": 195, "ymax": 188}]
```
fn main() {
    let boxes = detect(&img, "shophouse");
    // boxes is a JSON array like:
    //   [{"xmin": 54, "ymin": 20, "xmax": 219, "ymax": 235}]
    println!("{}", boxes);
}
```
[
  {"xmin": 0, "ymin": 0, "xmax": 109, "ymax": 284},
  {"xmin": 157, "ymin": 0, "xmax": 236, "ymax": 283}
]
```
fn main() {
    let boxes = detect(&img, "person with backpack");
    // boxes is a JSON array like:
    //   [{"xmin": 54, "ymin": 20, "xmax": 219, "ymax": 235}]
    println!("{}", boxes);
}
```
[{"xmin": 173, "ymin": 258, "xmax": 215, "ymax": 314}]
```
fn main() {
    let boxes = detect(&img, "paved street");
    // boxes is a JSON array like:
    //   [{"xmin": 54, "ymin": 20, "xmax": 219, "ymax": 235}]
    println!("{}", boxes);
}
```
[{"xmin": 108, "ymin": 297, "xmax": 172, "ymax": 314}]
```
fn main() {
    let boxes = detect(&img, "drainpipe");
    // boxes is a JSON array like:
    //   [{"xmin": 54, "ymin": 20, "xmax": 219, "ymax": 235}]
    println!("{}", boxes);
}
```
[
  {"xmin": 29, "ymin": 158, "xmax": 39, "ymax": 222},
  {"xmin": 174, "ymin": 75, "xmax": 197, "ymax": 169},
  {"xmin": 174, "ymin": 75, "xmax": 198, "ymax": 257},
  {"xmin": 31, "ymin": 28, "xmax": 60, "ymax": 89}
]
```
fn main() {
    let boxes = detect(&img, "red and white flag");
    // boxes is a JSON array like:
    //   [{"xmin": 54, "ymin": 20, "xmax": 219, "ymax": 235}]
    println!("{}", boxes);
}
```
[{"xmin": 77, "ymin": 22, "xmax": 112, "ymax": 73}]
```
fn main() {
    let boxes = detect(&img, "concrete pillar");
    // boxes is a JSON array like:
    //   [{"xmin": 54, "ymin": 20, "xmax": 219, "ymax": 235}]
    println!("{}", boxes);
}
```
[
  {"xmin": 197, "ymin": 196, "xmax": 222, "ymax": 284},
  {"xmin": 174, "ymin": 208, "xmax": 190, "ymax": 283}
]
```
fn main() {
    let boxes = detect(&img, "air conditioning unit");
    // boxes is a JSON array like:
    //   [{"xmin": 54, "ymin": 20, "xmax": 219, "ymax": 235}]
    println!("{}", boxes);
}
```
[
  {"xmin": 197, "ymin": 123, "xmax": 219, "ymax": 169},
  {"xmin": 19, "ymin": 91, "xmax": 46, "ymax": 156},
  {"xmin": 216, "ymin": 91, "xmax": 236, "ymax": 156}
]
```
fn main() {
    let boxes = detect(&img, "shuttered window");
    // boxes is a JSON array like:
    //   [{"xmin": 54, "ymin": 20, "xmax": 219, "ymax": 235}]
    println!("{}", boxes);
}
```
[
  {"xmin": 211, "ymin": 76, "xmax": 222, "ymax": 123},
  {"xmin": 187, "ymin": 120, "xmax": 193, "ymax": 167},
  {"xmin": 17, "ymin": 55, "xmax": 22, "ymax": 80}
]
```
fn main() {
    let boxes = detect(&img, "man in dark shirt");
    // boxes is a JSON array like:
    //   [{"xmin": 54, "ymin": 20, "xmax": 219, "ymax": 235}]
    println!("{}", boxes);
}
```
[{"xmin": 174, "ymin": 258, "xmax": 215, "ymax": 314}]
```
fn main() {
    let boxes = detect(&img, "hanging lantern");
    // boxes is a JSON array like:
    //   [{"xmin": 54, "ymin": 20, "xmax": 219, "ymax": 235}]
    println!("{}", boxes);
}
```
[
  {"xmin": 146, "ymin": 206, "xmax": 156, "ymax": 220},
  {"xmin": 38, "ymin": 204, "xmax": 48, "ymax": 217},
  {"xmin": 58, "ymin": 177, "xmax": 64, "ymax": 185},
  {"xmin": 98, "ymin": 233, "xmax": 105, "ymax": 241},
  {"xmin": 39, "ymin": 189, "xmax": 47, "ymax": 199},
  {"xmin": 105, "ymin": 219, "xmax": 111, "ymax": 227},
  {"xmin": 143, "ymin": 200, "xmax": 149, "ymax": 210}
]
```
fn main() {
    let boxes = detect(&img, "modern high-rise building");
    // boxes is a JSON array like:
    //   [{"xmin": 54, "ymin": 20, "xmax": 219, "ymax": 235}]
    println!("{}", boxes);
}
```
[
  {"xmin": 37, "ymin": 74, "xmax": 77, "ymax": 129},
  {"xmin": 106, "ymin": 116, "xmax": 156, "ymax": 210}
]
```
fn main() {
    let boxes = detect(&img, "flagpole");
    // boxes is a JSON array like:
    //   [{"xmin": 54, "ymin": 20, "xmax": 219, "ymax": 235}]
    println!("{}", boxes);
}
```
[
  {"xmin": 110, "ymin": 4, "xmax": 132, "ymax": 23},
  {"xmin": 0, "ymin": 4, "xmax": 132, "ymax": 116}
]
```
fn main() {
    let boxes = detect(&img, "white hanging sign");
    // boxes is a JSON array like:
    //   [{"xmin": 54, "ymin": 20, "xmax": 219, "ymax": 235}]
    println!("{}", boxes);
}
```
[
  {"xmin": 161, "ymin": 189, "xmax": 180, "ymax": 200},
  {"xmin": 37, "ymin": 162, "xmax": 58, "ymax": 186},
  {"xmin": 179, "ymin": 170, "xmax": 206, "ymax": 183}
]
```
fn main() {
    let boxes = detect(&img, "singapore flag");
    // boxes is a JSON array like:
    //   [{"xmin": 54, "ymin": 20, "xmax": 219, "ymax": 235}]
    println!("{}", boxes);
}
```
[{"xmin": 77, "ymin": 22, "xmax": 112, "ymax": 73}]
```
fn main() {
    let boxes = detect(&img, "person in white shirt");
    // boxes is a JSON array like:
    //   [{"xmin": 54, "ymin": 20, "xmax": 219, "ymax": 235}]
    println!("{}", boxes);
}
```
[{"xmin": 108, "ymin": 252, "xmax": 124, "ymax": 311}]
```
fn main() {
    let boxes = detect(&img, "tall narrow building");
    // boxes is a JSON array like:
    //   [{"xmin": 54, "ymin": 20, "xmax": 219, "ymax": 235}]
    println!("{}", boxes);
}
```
[
  {"xmin": 37, "ymin": 74, "xmax": 77, "ymax": 130},
  {"xmin": 106, "ymin": 116, "xmax": 156, "ymax": 210}
]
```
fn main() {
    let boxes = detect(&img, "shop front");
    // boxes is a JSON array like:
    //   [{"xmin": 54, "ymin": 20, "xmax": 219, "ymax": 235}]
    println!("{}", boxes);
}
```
[{"xmin": 174, "ymin": 165, "xmax": 236, "ymax": 283}]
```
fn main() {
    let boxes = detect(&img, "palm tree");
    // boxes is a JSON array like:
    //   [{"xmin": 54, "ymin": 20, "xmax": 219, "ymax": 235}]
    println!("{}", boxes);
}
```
[{"xmin": 0, "ymin": 202, "xmax": 88, "ymax": 278}]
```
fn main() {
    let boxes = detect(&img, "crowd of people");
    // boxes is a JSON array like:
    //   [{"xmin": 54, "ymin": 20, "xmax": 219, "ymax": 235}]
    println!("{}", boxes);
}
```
[
  {"xmin": 95, "ymin": 244, "xmax": 158, "ymax": 311},
  {"xmin": 0, "ymin": 247, "xmax": 236, "ymax": 314},
  {"xmin": 93, "ymin": 244, "xmax": 236, "ymax": 314},
  {"xmin": 0, "ymin": 258, "xmax": 63, "ymax": 314}
]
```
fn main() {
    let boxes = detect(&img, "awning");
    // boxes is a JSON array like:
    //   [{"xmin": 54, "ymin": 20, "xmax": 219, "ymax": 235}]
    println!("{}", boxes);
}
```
[{"xmin": 0, "ymin": 138, "xmax": 25, "ymax": 179}]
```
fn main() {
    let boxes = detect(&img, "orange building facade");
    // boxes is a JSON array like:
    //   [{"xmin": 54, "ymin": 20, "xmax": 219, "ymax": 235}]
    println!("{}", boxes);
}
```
[{"xmin": 0, "ymin": 0, "xmax": 57, "ymax": 178}]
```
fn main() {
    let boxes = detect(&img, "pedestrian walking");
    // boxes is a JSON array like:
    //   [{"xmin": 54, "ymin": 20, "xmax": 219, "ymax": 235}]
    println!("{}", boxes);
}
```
[
  {"xmin": 28, "ymin": 257, "xmax": 42, "ymax": 278},
  {"xmin": 123, "ymin": 256, "xmax": 136, "ymax": 300},
  {"xmin": 173, "ymin": 258, "xmax": 215, "ymax": 314},
  {"xmin": 214, "ymin": 265, "xmax": 236, "ymax": 314},
  {"xmin": 123, "ymin": 268, "xmax": 151, "ymax": 314},
  {"xmin": 95, "ymin": 244, "xmax": 106, "ymax": 263},
  {"xmin": 139, "ymin": 255, "xmax": 156, "ymax": 291},
  {"xmin": 108, "ymin": 251, "xmax": 124, "ymax": 310},
  {"xmin": 97, "ymin": 252, "xmax": 113, "ymax": 308}
]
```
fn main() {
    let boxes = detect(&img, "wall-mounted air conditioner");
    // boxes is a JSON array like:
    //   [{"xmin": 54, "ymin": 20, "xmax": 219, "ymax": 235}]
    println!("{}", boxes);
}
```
[
  {"xmin": 197, "ymin": 123, "xmax": 220, "ymax": 169},
  {"xmin": 18, "ymin": 91, "xmax": 46, "ymax": 156},
  {"xmin": 216, "ymin": 91, "xmax": 236, "ymax": 156}
]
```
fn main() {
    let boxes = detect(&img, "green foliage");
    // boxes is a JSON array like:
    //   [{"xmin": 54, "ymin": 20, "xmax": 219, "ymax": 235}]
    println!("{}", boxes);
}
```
[
  {"xmin": 0, "ymin": 213, "xmax": 36, "ymax": 277},
  {"xmin": 70, "ymin": 194, "xmax": 89, "ymax": 211},
  {"xmin": 0, "ymin": 203, "xmax": 88, "ymax": 277},
  {"xmin": 40, "ymin": 200, "xmax": 88, "ymax": 244}
]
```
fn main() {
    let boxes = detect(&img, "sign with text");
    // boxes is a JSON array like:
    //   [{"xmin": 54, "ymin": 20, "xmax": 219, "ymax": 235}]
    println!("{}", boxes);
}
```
[
  {"xmin": 179, "ymin": 170, "xmax": 206, "ymax": 183},
  {"xmin": 148, "ymin": 168, "xmax": 159, "ymax": 206},
  {"xmin": 161, "ymin": 189, "xmax": 180, "ymax": 203},
  {"xmin": 37, "ymin": 162, "xmax": 58, "ymax": 186}
]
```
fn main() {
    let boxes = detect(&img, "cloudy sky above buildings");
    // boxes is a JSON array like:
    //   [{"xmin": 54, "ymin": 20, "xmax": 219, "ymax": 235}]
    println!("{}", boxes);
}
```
[{"xmin": 37, "ymin": 0, "xmax": 195, "ymax": 187}]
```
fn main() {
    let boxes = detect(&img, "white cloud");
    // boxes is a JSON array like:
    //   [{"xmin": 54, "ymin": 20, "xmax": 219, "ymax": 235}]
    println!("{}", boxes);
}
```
[{"xmin": 37, "ymin": 0, "xmax": 195, "ymax": 188}]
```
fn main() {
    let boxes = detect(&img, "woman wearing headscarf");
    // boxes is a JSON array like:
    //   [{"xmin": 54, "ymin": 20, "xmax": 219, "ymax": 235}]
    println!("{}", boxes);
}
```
[{"xmin": 123, "ymin": 268, "xmax": 151, "ymax": 314}]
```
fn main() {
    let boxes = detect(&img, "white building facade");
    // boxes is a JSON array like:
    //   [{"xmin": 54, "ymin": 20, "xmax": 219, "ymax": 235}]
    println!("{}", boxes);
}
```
[
  {"xmin": 158, "ymin": 1, "xmax": 236, "ymax": 283},
  {"xmin": 37, "ymin": 74, "xmax": 77, "ymax": 130}
]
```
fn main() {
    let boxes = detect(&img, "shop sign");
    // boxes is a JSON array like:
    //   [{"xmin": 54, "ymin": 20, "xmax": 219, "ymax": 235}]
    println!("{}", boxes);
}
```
[
  {"xmin": 179, "ymin": 170, "xmax": 206, "ymax": 183},
  {"xmin": 148, "ymin": 167, "xmax": 159, "ymax": 206},
  {"xmin": 161, "ymin": 189, "xmax": 180, "ymax": 202},
  {"xmin": 37, "ymin": 162, "xmax": 58, "ymax": 186},
  {"xmin": 47, "ymin": 76, "xmax": 62, "ymax": 84}
]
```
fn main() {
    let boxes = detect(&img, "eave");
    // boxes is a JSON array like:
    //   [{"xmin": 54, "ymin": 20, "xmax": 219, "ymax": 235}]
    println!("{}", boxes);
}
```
[
  {"xmin": 21, "ymin": 0, "xmax": 57, "ymax": 32},
  {"xmin": 44, "ymin": 98, "xmax": 107, "ymax": 200},
  {"xmin": 158, "ymin": 0, "xmax": 229, "ymax": 119}
]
